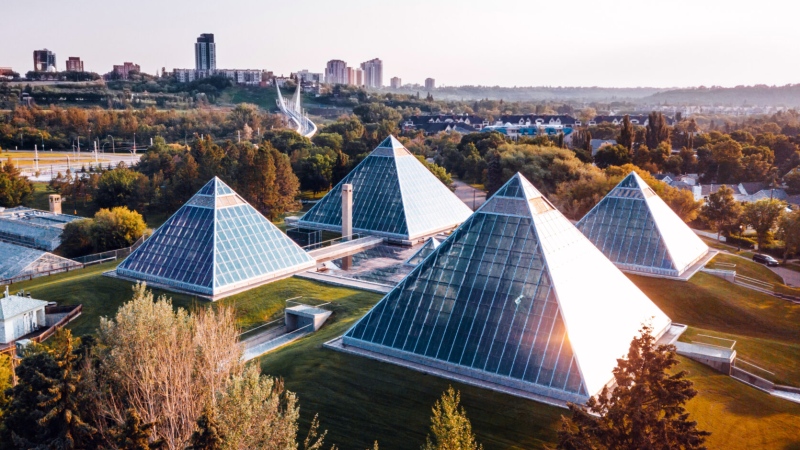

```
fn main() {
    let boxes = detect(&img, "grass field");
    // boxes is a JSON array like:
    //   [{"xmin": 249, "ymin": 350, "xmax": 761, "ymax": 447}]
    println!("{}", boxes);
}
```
[
  {"xmin": 706, "ymin": 253, "xmax": 800, "ymax": 297},
  {"xmin": 12, "ymin": 261, "xmax": 376, "ymax": 337}
]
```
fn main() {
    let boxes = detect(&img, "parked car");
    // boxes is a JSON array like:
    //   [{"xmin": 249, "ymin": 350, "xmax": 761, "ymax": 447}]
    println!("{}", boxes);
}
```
[{"xmin": 753, "ymin": 254, "xmax": 779, "ymax": 266}]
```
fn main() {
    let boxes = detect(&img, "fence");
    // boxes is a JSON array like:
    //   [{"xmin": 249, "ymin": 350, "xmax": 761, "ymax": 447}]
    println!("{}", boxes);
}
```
[
  {"xmin": 0, "ymin": 304, "xmax": 82, "ymax": 356},
  {"xmin": 302, "ymin": 233, "xmax": 363, "ymax": 251},
  {"xmin": 0, "ymin": 262, "xmax": 84, "ymax": 286},
  {"xmin": 72, "ymin": 235, "xmax": 146, "ymax": 265}
]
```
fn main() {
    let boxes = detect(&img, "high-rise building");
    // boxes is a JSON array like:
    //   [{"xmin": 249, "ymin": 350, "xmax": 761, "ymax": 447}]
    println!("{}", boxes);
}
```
[
  {"xmin": 33, "ymin": 49, "xmax": 57, "ymax": 72},
  {"xmin": 355, "ymin": 68, "xmax": 363, "ymax": 86},
  {"xmin": 360, "ymin": 58, "xmax": 383, "ymax": 88},
  {"xmin": 325, "ymin": 59, "xmax": 348, "ymax": 85},
  {"xmin": 65, "ymin": 57, "xmax": 83, "ymax": 72},
  {"xmin": 390, "ymin": 77, "xmax": 402, "ymax": 89},
  {"xmin": 195, "ymin": 33, "xmax": 216, "ymax": 71},
  {"xmin": 425, "ymin": 77, "xmax": 436, "ymax": 90},
  {"xmin": 346, "ymin": 67, "xmax": 355, "ymax": 85}
]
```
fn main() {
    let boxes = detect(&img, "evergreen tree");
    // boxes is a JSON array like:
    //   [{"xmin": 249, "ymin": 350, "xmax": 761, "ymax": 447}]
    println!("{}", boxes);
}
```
[
  {"xmin": 422, "ymin": 386, "xmax": 482, "ymax": 450},
  {"xmin": 645, "ymin": 112, "xmax": 671, "ymax": 150},
  {"xmin": 484, "ymin": 149, "xmax": 504, "ymax": 196},
  {"xmin": 188, "ymin": 405, "xmax": 223, "ymax": 450},
  {"xmin": 1, "ymin": 330, "xmax": 96, "ymax": 449},
  {"xmin": 617, "ymin": 115, "xmax": 635, "ymax": 151},
  {"xmin": 558, "ymin": 324, "xmax": 710, "ymax": 450},
  {"xmin": 112, "ymin": 408, "xmax": 163, "ymax": 449}
]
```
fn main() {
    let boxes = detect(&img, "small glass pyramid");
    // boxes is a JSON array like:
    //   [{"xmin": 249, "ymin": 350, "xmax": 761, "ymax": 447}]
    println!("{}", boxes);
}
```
[{"xmin": 116, "ymin": 177, "xmax": 316, "ymax": 299}]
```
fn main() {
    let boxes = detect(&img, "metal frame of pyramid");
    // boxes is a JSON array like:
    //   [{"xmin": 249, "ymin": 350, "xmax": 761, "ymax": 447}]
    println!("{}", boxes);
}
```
[
  {"xmin": 338, "ymin": 173, "xmax": 671, "ymax": 404},
  {"xmin": 297, "ymin": 136, "xmax": 473, "ymax": 243},
  {"xmin": 405, "ymin": 237, "xmax": 442, "ymax": 266},
  {"xmin": 115, "ymin": 177, "xmax": 316, "ymax": 300},
  {"xmin": 576, "ymin": 172, "xmax": 710, "ymax": 279}
]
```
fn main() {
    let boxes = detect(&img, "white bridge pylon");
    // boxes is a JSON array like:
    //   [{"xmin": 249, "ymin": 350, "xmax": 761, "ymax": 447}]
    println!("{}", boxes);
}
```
[{"xmin": 276, "ymin": 84, "xmax": 317, "ymax": 138}]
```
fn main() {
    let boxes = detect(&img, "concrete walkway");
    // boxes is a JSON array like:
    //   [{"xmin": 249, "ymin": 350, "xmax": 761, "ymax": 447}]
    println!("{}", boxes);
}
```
[
  {"xmin": 770, "ymin": 266, "xmax": 800, "ymax": 287},
  {"xmin": 295, "ymin": 271, "xmax": 393, "ymax": 294},
  {"xmin": 451, "ymin": 180, "xmax": 485, "ymax": 211}
]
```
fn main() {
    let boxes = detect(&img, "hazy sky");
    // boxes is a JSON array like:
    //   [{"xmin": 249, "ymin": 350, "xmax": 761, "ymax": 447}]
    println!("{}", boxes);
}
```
[{"xmin": 2, "ymin": 0, "xmax": 799, "ymax": 88}]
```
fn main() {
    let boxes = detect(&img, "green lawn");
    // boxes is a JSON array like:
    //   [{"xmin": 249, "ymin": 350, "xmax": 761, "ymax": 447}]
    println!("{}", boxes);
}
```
[
  {"xmin": 706, "ymin": 253, "xmax": 800, "ymax": 297},
  {"xmin": 629, "ymin": 273, "xmax": 800, "ymax": 385},
  {"xmin": 12, "ymin": 261, "xmax": 375, "ymax": 338}
]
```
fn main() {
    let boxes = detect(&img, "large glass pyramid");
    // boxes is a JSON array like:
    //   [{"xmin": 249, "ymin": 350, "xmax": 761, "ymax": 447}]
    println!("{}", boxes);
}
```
[
  {"xmin": 342, "ymin": 173, "xmax": 671, "ymax": 403},
  {"xmin": 405, "ymin": 237, "xmax": 442, "ymax": 266},
  {"xmin": 298, "ymin": 136, "xmax": 473, "ymax": 241},
  {"xmin": 116, "ymin": 177, "xmax": 316, "ymax": 300},
  {"xmin": 576, "ymin": 172, "xmax": 709, "ymax": 278}
]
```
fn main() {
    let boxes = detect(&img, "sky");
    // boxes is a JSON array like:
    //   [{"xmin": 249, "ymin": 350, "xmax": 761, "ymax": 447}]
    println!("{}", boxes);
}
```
[{"xmin": 2, "ymin": 0, "xmax": 800, "ymax": 88}]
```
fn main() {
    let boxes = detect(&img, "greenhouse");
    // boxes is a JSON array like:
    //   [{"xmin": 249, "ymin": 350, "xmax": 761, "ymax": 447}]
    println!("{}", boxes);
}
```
[
  {"xmin": 342, "ymin": 173, "xmax": 671, "ymax": 403},
  {"xmin": 116, "ymin": 177, "xmax": 316, "ymax": 300},
  {"xmin": 576, "ymin": 172, "xmax": 709, "ymax": 278},
  {"xmin": 297, "ymin": 136, "xmax": 472, "ymax": 242}
]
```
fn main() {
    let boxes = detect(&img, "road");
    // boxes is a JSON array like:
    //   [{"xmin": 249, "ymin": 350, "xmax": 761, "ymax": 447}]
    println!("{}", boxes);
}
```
[
  {"xmin": 769, "ymin": 265, "xmax": 800, "ymax": 287},
  {"xmin": 451, "ymin": 180, "xmax": 486, "ymax": 211}
]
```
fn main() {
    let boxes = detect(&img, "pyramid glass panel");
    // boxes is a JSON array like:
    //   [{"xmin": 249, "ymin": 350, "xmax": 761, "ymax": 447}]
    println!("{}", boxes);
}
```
[
  {"xmin": 405, "ymin": 237, "xmax": 441, "ymax": 266},
  {"xmin": 343, "ymin": 173, "xmax": 671, "ymax": 403},
  {"xmin": 298, "ymin": 136, "xmax": 472, "ymax": 240},
  {"xmin": 576, "ymin": 172, "xmax": 708, "ymax": 278},
  {"xmin": 117, "ymin": 178, "xmax": 315, "ymax": 299}
]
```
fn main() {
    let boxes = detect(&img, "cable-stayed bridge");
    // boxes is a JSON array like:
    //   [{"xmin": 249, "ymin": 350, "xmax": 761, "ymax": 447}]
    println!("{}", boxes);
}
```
[{"xmin": 276, "ymin": 84, "xmax": 317, "ymax": 138}]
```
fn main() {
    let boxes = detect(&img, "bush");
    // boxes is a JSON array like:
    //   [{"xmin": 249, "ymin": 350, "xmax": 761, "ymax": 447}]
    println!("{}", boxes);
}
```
[
  {"xmin": 723, "ymin": 234, "xmax": 757, "ymax": 249},
  {"xmin": 58, "ymin": 207, "xmax": 146, "ymax": 257}
]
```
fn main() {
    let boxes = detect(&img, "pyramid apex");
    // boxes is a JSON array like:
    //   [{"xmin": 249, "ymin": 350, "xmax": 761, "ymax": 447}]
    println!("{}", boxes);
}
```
[{"xmin": 378, "ymin": 135, "xmax": 405, "ymax": 150}]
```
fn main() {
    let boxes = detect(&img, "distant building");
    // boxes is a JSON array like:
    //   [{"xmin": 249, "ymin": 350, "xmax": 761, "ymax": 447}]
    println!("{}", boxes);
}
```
[
  {"xmin": 390, "ymin": 77, "xmax": 402, "ymax": 89},
  {"xmin": 591, "ymin": 139, "xmax": 617, "ymax": 156},
  {"xmin": 425, "ymin": 77, "xmax": 435, "ymax": 90},
  {"xmin": 33, "ymin": 49, "xmax": 56, "ymax": 72},
  {"xmin": 354, "ymin": 68, "xmax": 363, "ymax": 86},
  {"xmin": 325, "ymin": 59, "xmax": 348, "ymax": 85},
  {"xmin": 294, "ymin": 70, "xmax": 322, "ymax": 83},
  {"xmin": 346, "ymin": 66, "xmax": 355, "ymax": 85},
  {"xmin": 195, "ymin": 33, "xmax": 216, "ymax": 71},
  {"xmin": 360, "ymin": 58, "xmax": 382, "ymax": 88},
  {"xmin": 112, "ymin": 62, "xmax": 141, "ymax": 80},
  {"xmin": 65, "ymin": 57, "xmax": 83, "ymax": 72},
  {"xmin": 0, "ymin": 68, "xmax": 15, "ymax": 80},
  {"xmin": 588, "ymin": 115, "xmax": 675, "ymax": 127},
  {"xmin": 0, "ymin": 288, "xmax": 48, "ymax": 344},
  {"xmin": 403, "ymin": 114, "xmax": 489, "ymax": 134}
]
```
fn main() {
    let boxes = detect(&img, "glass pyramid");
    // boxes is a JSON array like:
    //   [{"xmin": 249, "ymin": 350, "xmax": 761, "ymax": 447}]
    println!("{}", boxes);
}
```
[
  {"xmin": 298, "ymin": 136, "xmax": 473, "ymax": 240},
  {"xmin": 576, "ymin": 172, "xmax": 709, "ymax": 278},
  {"xmin": 343, "ymin": 173, "xmax": 671, "ymax": 403},
  {"xmin": 405, "ymin": 237, "xmax": 442, "ymax": 266},
  {"xmin": 116, "ymin": 177, "xmax": 316, "ymax": 299}
]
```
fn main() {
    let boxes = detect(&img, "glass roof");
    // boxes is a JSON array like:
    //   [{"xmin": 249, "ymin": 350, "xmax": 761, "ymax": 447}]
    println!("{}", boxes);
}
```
[
  {"xmin": 405, "ymin": 237, "xmax": 441, "ymax": 266},
  {"xmin": 576, "ymin": 172, "xmax": 708, "ymax": 277},
  {"xmin": 117, "ymin": 177, "xmax": 315, "ymax": 297},
  {"xmin": 344, "ymin": 173, "xmax": 670, "ymax": 401},
  {"xmin": 299, "ymin": 135, "xmax": 472, "ymax": 240}
]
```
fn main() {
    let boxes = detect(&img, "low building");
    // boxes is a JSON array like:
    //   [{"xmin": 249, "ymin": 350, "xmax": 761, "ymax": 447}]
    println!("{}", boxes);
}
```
[
  {"xmin": 0, "ymin": 242, "xmax": 82, "ymax": 282},
  {"xmin": 33, "ymin": 49, "xmax": 56, "ymax": 72},
  {"xmin": 588, "ymin": 114, "xmax": 675, "ymax": 127},
  {"xmin": 0, "ymin": 207, "xmax": 82, "ymax": 251},
  {"xmin": 591, "ymin": 139, "xmax": 617, "ymax": 156},
  {"xmin": 173, "ymin": 68, "xmax": 263, "ymax": 85},
  {"xmin": 0, "ymin": 288, "xmax": 48, "ymax": 344},
  {"xmin": 403, "ymin": 114, "xmax": 488, "ymax": 132}
]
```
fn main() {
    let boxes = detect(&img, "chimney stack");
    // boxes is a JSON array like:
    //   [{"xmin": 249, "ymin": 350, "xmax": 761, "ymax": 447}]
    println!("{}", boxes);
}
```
[
  {"xmin": 342, "ymin": 184, "xmax": 353, "ymax": 241},
  {"xmin": 48, "ymin": 194, "xmax": 61, "ymax": 214}
]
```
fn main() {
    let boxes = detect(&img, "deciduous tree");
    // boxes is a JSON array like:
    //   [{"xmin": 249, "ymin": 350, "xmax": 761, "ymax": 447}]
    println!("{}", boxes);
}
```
[
  {"xmin": 421, "ymin": 386, "xmax": 482, "ymax": 450},
  {"xmin": 701, "ymin": 185, "xmax": 742, "ymax": 240},
  {"xmin": 742, "ymin": 199, "xmax": 786, "ymax": 249}
]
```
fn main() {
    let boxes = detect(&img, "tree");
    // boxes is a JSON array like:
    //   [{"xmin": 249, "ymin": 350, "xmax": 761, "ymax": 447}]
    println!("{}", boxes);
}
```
[
  {"xmin": 95, "ymin": 166, "xmax": 149, "ymax": 209},
  {"xmin": 188, "ymin": 405, "xmax": 223, "ymax": 450},
  {"xmin": 91, "ymin": 283, "xmax": 242, "ymax": 449},
  {"xmin": 679, "ymin": 147, "xmax": 697, "ymax": 174},
  {"xmin": 594, "ymin": 144, "xmax": 632, "ymax": 169},
  {"xmin": 742, "ymin": 199, "xmax": 786, "ymax": 249},
  {"xmin": 91, "ymin": 207, "xmax": 147, "ymax": 252},
  {"xmin": 784, "ymin": 168, "xmax": 800, "ymax": 194},
  {"xmin": 0, "ymin": 159, "xmax": 33, "ymax": 207},
  {"xmin": 60, "ymin": 218, "xmax": 95, "ymax": 257},
  {"xmin": 0, "ymin": 355, "xmax": 13, "ymax": 420},
  {"xmin": 645, "ymin": 112, "xmax": 671, "ymax": 150},
  {"xmin": 112, "ymin": 408, "xmax": 164, "ymax": 450},
  {"xmin": 710, "ymin": 139, "xmax": 743, "ymax": 183},
  {"xmin": 701, "ymin": 185, "xmax": 742, "ymax": 240},
  {"xmin": 298, "ymin": 153, "xmax": 334, "ymax": 195},
  {"xmin": 777, "ymin": 209, "xmax": 800, "ymax": 262},
  {"xmin": 1, "ymin": 330, "xmax": 97, "ymax": 449},
  {"xmin": 617, "ymin": 115, "xmax": 635, "ymax": 152},
  {"xmin": 484, "ymin": 149, "xmax": 504, "ymax": 196},
  {"xmin": 421, "ymin": 386, "xmax": 482, "ymax": 450},
  {"xmin": 558, "ymin": 324, "xmax": 709, "ymax": 450}
]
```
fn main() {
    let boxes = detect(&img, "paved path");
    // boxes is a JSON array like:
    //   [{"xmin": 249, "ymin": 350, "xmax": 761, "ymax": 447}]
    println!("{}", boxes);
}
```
[
  {"xmin": 295, "ymin": 271, "xmax": 393, "ymax": 294},
  {"xmin": 451, "ymin": 180, "xmax": 485, "ymax": 211},
  {"xmin": 769, "ymin": 266, "xmax": 800, "ymax": 287}
]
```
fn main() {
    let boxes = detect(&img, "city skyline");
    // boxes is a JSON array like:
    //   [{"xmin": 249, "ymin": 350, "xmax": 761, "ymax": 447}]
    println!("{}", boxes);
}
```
[{"xmin": 2, "ymin": 0, "xmax": 800, "ymax": 88}]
